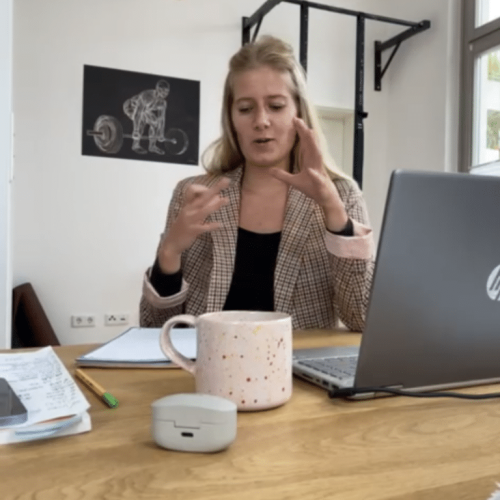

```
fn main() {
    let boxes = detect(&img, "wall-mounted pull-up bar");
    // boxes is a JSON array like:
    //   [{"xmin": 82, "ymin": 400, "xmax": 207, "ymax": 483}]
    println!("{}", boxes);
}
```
[{"xmin": 242, "ymin": 0, "xmax": 430, "ymax": 188}]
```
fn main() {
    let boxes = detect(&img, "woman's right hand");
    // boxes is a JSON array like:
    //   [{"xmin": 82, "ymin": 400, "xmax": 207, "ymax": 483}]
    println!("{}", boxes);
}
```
[{"xmin": 157, "ymin": 177, "xmax": 231, "ymax": 273}]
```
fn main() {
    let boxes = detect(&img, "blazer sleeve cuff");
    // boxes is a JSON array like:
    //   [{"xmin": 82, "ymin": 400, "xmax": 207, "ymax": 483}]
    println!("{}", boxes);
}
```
[
  {"xmin": 142, "ymin": 268, "xmax": 189, "ymax": 309},
  {"xmin": 325, "ymin": 219, "xmax": 375, "ymax": 259}
]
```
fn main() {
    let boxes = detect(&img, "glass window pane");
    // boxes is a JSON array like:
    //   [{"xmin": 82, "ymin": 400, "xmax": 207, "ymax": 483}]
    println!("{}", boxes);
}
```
[
  {"xmin": 476, "ymin": 0, "xmax": 500, "ymax": 27},
  {"xmin": 471, "ymin": 160, "xmax": 500, "ymax": 175},
  {"xmin": 472, "ymin": 45, "xmax": 500, "ymax": 169}
]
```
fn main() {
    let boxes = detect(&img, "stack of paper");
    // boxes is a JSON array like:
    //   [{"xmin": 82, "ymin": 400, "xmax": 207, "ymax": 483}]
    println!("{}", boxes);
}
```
[
  {"xmin": 76, "ymin": 327, "xmax": 197, "ymax": 368},
  {"xmin": 0, "ymin": 347, "xmax": 91, "ymax": 444}
]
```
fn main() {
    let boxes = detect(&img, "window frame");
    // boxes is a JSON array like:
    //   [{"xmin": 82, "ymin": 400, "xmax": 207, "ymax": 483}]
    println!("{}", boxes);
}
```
[{"xmin": 460, "ymin": 0, "xmax": 500, "ymax": 173}]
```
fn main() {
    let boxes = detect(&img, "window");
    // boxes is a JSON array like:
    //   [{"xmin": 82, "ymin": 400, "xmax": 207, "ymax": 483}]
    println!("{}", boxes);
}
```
[
  {"xmin": 461, "ymin": 0, "xmax": 500, "ymax": 175},
  {"xmin": 474, "ymin": 45, "xmax": 500, "ymax": 167},
  {"xmin": 476, "ymin": 0, "xmax": 500, "ymax": 27}
]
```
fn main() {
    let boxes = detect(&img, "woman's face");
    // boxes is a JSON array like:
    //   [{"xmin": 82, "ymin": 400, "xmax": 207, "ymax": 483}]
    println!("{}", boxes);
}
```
[{"xmin": 230, "ymin": 65, "xmax": 298, "ymax": 171}]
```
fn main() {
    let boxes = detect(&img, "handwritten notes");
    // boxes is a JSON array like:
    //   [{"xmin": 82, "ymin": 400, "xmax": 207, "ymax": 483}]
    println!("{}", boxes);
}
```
[{"xmin": 0, "ymin": 347, "xmax": 90, "ymax": 428}]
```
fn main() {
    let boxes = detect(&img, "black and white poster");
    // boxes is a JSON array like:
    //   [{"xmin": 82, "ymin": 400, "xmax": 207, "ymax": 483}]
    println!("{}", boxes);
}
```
[{"xmin": 82, "ymin": 65, "xmax": 199, "ymax": 165}]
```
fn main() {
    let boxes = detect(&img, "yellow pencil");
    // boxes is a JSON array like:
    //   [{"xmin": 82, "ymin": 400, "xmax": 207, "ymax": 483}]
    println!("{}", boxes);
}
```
[{"xmin": 75, "ymin": 369, "xmax": 119, "ymax": 409}]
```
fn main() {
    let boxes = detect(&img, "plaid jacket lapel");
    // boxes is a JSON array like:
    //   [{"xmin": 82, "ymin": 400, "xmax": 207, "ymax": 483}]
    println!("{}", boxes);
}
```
[
  {"xmin": 205, "ymin": 168, "xmax": 243, "ymax": 312},
  {"xmin": 274, "ymin": 188, "xmax": 315, "ymax": 315}
]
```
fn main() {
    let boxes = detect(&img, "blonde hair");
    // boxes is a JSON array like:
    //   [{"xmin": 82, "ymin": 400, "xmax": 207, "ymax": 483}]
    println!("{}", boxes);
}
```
[{"xmin": 202, "ymin": 35, "xmax": 348, "ymax": 180}]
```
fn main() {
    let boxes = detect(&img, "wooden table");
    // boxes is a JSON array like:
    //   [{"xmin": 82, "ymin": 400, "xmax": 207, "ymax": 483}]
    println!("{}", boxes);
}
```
[{"xmin": 2, "ymin": 330, "xmax": 500, "ymax": 500}]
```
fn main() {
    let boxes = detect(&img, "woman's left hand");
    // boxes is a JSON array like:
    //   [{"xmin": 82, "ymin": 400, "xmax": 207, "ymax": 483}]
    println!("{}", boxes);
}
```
[{"xmin": 269, "ymin": 117, "xmax": 349, "ymax": 232}]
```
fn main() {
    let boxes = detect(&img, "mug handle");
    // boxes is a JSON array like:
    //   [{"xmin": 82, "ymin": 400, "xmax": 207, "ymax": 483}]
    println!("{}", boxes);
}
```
[{"xmin": 160, "ymin": 314, "xmax": 197, "ymax": 375}]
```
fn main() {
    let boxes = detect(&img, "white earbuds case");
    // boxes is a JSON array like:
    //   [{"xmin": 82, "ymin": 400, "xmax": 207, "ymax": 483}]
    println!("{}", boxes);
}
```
[{"xmin": 151, "ymin": 393, "xmax": 237, "ymax": 453}]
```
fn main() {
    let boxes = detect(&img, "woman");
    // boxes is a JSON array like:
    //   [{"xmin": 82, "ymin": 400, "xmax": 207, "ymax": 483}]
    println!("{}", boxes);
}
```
[{"xmin": 140, "ymin": 36, "xmax": 375, "ymax": 331}]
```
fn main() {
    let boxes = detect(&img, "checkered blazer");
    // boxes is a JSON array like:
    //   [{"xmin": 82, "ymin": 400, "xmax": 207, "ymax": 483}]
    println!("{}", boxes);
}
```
[{"xmin": 140, "ymin": 166, "xmax": 375, "ymax": 331}]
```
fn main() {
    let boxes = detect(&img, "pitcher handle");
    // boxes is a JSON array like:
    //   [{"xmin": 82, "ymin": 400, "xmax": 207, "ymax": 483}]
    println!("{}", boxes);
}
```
[{"xmin": 160, "ymin": 314, "xmax": 197, "ymax": 375}]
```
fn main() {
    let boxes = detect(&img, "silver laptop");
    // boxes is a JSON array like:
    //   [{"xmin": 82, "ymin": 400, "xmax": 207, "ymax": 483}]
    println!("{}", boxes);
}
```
[{"xmin": 293, "ymin": 170, "xmax": 500, "ymax": 398}]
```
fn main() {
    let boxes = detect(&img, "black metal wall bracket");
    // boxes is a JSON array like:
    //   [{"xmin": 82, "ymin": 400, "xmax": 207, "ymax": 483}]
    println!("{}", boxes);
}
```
[
  {"xmin": 241, "ymin": 0, "xmax": 431, "ymax": 188},
  {"xmin": 242, "ymin": 0, "xmax": 282, "ymax": 45},
  {"xmin": 375, "ymin": 20, "xmax": 431, "ymax": 91}
]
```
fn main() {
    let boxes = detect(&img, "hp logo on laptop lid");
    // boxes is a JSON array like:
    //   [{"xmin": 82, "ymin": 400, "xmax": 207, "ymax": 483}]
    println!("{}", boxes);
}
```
[{"xmin": 487, "ymin": 265, "xmax": 500, "ymax": 301}]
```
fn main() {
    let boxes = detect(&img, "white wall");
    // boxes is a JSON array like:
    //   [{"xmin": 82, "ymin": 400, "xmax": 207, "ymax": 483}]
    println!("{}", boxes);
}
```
[
  {"xmin": 365, "ymin": 0, "xmax": 461, "ymax": 235},
  {"xmin": 12, "ymin": 0, "xmax": 460, "ymax": 344},
  {"xmin": 385, "ymin": 0, "xmax": 461, "ymax": 175},
  {"xmin": 0, "ymin": 0, "xmax": 13, "ymax": 349}
]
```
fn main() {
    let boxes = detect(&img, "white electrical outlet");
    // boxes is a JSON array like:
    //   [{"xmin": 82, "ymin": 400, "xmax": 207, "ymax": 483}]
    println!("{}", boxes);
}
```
[
  {"xmin": 71, "ymin": 315, "xmax": 96, "ymax": 328},
  {"xmin": 104, "ymin": 313, "xmax": 129, "ymax": 326}
]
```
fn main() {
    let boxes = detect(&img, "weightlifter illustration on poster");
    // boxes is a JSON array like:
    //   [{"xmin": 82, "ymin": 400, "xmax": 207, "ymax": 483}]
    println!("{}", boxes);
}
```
[{"xmin": 82, "ymin": 65, "xmax": 199, "ymax": 165}]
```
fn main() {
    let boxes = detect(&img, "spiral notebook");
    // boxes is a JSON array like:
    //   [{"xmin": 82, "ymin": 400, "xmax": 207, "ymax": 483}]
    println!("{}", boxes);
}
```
[{"xmin": 75, "ymin": 327, "xmax": 197, "ymax": 368}]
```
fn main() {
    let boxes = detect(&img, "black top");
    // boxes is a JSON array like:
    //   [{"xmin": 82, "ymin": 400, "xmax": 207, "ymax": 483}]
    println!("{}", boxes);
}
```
[
  {"xmin": 149, "ymin": 218, "xmax": 354, "ymax": 309},
  {"xmin": 223, "ymin": 227, "xmax": 281, "ymax": 311}
]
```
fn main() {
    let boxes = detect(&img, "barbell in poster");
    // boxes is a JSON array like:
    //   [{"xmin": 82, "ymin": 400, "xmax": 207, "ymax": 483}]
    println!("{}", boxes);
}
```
[{"xmin": 82, "ymin": 65, "xmax": 199, "ymax": 165}]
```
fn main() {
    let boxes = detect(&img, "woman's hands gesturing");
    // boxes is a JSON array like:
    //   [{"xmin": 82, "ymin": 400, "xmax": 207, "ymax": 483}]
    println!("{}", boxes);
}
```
[
  {"xmin": 158, "ymin": 177, "xmax": 231, "ymax": 273},
  {"xmin": 270, "ymin": 117, "xmax": 349, "ymax": 232}
]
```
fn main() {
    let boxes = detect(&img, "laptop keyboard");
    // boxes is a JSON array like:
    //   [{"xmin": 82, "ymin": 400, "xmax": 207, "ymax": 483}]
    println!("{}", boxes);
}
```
[{"xmin": 298, "ymin": 356, "xmax": 357, "ymax": 381}]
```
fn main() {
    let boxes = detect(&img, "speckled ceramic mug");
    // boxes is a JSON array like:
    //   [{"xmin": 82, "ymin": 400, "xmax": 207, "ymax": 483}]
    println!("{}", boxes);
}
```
[{"xmin": 160, "ymin": 311, "xmax": 293, "ymax": 412}]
